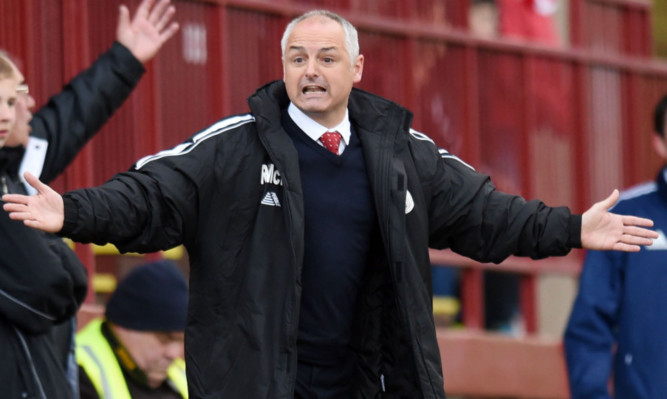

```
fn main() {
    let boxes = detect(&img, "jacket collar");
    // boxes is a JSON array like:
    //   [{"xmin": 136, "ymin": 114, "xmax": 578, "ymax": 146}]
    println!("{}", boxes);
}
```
[
  {"xmin": 247, "ymin": 80, "xmax": 413, "ymax": 148},
  {"xmin": 347, "ymin": 87, "xmax": 413, "ymax": 142},
  {"xmin": 247, "ymin": 81, "xmax": 299, "ymax": 180}
]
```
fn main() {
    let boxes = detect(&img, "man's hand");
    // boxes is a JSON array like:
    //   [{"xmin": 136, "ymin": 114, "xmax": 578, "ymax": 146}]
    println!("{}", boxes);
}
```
[
  {"xmin": 581, "ymin": 189, "xmax": 658, "ymax": 252},
  {"xmin": 2, "ymin": 172, "xmax": 65, "ymax": 233},
  {"xmin": 117, "ymin": 0, "xmax": 179, "ymax": 64}
]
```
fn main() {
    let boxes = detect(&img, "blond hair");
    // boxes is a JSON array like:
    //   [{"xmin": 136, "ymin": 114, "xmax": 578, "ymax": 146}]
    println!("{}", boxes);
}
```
[{"xmin": 0, "ymin": 56, "xmax": 15, "ymax": 80}]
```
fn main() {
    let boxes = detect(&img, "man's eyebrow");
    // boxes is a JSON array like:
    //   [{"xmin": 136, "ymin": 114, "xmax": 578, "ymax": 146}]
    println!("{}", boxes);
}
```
[{"xmin": 287, "ymin": 46, "xmax": 339, "ymax": 53}]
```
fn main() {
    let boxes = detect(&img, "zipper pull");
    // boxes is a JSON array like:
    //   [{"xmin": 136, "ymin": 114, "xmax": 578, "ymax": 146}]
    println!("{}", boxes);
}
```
[
  {"xmin": 1, "ymin": 176, "xmax": 7, "ymax": 195},
  {"xmin": 380, "ymin": 373, "xmax": 386, "ymax": 392}
]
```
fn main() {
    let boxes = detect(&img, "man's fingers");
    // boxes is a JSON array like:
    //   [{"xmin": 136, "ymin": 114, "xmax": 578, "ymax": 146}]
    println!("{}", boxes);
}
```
[
  {"xmin": 23, "ymin": 219, "xmax": 47, "ymax": 230},
  {"xmin": 2, "ymin": 201, "xmax": 28, "ymax": 213},
  {"xmin": 612, "ymin": 243, "xmax": 641, "ymax": 253},
  {"xmin": 118, "ymin": 4, "xmax": 130, "ymax": 32},
  {"xmin": 622, "ymin": 215, "xmax": 655, "ymax": 228},
  {"xmin": 160, "ymin": 22, "xmax": 179, "ymax": 43},
  {"xmin": 8, "ymin": 211, "xmax": 33, "ymax": 222},
  {"xmin": 596, "ymin": 189, "xmax": 620, "ymax": 211},
  {"xmin": 134, "ymin": 0, "xmax": 156, "ymax": 20},
  {"xmin": 148, "ymin": 0, "xmax": 171, "ymax": 25},
  {"xmin": 154, "ymin": 5, "xmax": 176, "ymax": 32},
  {"xmin": 2, "ymin": 194, "xmax": 28, "ymax": 206},
  {"xmin": 623, "ymin": 225, "xmax": 659, "ymax": 238},
  {"xmin": 23, "ymin": 172, "xmax": 47, "ymax": 193},
  {"xmin": 619, "ymin": 234, "xmax": 655, "ymax": 246}
]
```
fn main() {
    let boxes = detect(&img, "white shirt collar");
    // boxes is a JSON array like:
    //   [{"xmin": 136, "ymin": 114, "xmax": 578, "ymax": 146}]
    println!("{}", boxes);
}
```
[{"xmin": 287, "ymin": 103, "xmax": 351, "ymax": 145}]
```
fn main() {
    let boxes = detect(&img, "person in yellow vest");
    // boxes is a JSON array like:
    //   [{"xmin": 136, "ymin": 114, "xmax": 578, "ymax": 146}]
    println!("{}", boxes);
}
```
[{"xmin": 77, "ymin": 260, "xmax": 188, "ymax": 399}]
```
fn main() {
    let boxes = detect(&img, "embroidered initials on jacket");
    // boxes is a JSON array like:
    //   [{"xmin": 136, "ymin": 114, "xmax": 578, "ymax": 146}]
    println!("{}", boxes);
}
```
[{"xmin": 260, "ymin": 163, "xmax": 283, "ymax": 186}]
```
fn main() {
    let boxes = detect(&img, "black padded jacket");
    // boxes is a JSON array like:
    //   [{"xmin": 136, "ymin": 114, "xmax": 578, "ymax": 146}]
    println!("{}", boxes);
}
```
[{"xmin": 60, "ymin": 80, "xmax": 581, "ymax": 398}]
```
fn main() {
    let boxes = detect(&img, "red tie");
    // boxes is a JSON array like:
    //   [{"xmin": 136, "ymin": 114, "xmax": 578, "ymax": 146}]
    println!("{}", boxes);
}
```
[{"xmin": 319, "ymin": 131, "xmax": 342, "ymax": 155}]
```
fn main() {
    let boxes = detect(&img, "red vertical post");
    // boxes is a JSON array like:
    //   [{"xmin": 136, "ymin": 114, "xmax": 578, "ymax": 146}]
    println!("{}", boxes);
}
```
[
  {"xmin": 642, "ymin": 6, "xmax": 652, "ymax": 57},
  {"xmin": 404, "ymin": 38, "xmax": 417, "ymax": 115},
  {"xmin": 520, "ymin": 274, "xmax": 538, "ymax": 334},
  {"xmin": 621, "ymin": 72, "xmax": 635, "ymax": 186},
  {"xmin": 461, "ymin": 268, "xmax": 484, "ymax": 330},
  {"xmin": 209, "ymin": 4, "xmax": 227, "ymax": 120},
  {"xmin": 520, "ymin": 53, "xmax": 538, "ymax": 334},
  {"xmin": 221, "ymin": 3, "xmax": 233, "ymax": 116},
  {"xmin": 132, "ymin": 7, "xmax": 159, "ymax": 159},
  {"xmin": 574, "ymin": 60, "xmax": 590, "ymax": 214},
  {"xmin": 463, "ymin": 45, "xmax": 481, "ymax": 167},
  {"xmin": 570, "ymin": 0, "xmax": 585, "ymax": 49},
  {"xmin": 522, "ymin": 54, "xmax": 535, "ymax": 198}
]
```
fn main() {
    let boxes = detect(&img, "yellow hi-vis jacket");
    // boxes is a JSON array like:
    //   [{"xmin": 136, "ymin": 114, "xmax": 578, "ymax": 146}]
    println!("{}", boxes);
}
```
[{"xmin": 76, "ymin": 319, "xmax": 188, "ymax": 399}]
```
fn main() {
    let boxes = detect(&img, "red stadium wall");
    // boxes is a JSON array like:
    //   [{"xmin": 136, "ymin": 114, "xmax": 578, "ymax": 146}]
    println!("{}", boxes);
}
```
[{"xmin": 1, "ymin": 0, "xmax": 666, "ymax": 397}]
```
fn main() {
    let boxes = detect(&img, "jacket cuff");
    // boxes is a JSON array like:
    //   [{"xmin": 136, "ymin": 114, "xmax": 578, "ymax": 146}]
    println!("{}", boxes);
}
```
[
  {"xmin": 567, "ymin": 214, "xmax": 582, "ymax": 249},
  {"xmin": 59, "ymin": 194, "xmax": 79, "ymax": 237},
  {"xmin": 108, "ymin": 41, "xmax": 146, "ymax": 84}
]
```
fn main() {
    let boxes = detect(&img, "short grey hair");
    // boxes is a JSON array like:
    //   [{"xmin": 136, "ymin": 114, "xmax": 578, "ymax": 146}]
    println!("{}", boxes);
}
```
[{"xmin": 280, "ymin": 10, "xmax": 360, "ymax": 67}]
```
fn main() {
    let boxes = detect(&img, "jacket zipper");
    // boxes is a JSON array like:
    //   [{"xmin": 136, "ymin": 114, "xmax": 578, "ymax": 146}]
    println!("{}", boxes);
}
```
[
  {"xmin": 376, "ymin": 133, "xmax": 437, "ymax": 396},
  {"xmin": 1, "ymin": 176, "xmax": 7, "ymax": 195},
  {"xmin": 375, "ymin": 138, "xmax": 399, "ymax": 396},
  {"xmin": 257, "ymin": 133, "xmax": 301, "ymax": 397}
]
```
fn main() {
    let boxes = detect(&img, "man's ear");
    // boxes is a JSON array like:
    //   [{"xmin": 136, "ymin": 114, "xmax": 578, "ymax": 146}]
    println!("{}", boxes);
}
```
[
  {"xmin": 652, "ymin": 133, "xmax": 667, "ymax": 160},
  {"xmin": 353, "ymin": 54, "xmax": 364, "ymax": 83}
]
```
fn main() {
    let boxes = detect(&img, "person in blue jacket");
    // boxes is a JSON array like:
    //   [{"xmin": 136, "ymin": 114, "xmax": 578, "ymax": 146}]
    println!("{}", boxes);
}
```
[{"xmin": 564, "ymin": 94, "xmax": 667, "ymax": 399}]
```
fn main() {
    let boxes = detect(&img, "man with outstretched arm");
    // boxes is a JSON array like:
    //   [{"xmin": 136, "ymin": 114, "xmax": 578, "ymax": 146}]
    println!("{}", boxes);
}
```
[{"xmin": 3, "ymin": 10, "xmax": 658, "ymax": 398}]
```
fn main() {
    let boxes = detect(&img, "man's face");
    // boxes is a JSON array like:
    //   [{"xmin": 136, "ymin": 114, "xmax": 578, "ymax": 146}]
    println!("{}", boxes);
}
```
[
  {"xmin": 0, "ymin": 77, "xmax": 17, "ymax": 148},
  {"xmin": 5, "ymin": 62, "xmax": 34, "ymax": 148},
  {"xmin": 122, "ymin": 329, "xmax": 185, "ymax": 388},
  {"xmin": 283, "ymin": 16, "xmax": 364, "ymax": 128}
]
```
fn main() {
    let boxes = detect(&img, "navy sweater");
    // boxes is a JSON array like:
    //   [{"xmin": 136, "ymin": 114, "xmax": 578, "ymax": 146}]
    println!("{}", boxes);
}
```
[{"xmin": 282, "ymin": 112, "xmax": 379, "ymax": 366}]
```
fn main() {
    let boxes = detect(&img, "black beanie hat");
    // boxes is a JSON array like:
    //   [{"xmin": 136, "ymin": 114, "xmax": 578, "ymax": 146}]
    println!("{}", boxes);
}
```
[{"xmin": 105, "ymin": 260, "xmax": 188, "ymax": 332}]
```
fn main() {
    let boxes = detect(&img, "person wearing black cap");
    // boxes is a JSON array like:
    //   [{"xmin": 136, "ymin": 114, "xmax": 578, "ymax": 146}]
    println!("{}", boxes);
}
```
[{"xmin": 76, "ymin": 260, "xmax": 188, "ymax": 399}]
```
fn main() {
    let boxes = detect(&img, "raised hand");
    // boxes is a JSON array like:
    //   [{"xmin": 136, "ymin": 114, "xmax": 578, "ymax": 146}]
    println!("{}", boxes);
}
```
[
  {"xmin": 581, "ymin": 189, "xmax": 658, "ymax": 252},
  {"xmin": 117, "ymin": 0, "xmax": 179, "ymax": 64},
  {"xmin": 2, "ymin": 172, "xmax": 65, "ymax": 233}
]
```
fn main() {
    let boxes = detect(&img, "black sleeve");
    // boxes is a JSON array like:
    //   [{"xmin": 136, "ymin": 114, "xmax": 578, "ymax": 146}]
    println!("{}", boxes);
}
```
[
  {"xmin": 27, "ymin": 42, "xmax": 145, "ymax": 184},
  {"xmin": 58, "ymin": 136, "xmax": 211, "ymax": 253},
  {"xmin": 0, "ymin": 207, "xmax": 81, "ymax": 334},
  {"xmin": 424, "ymin": 144, "xmax": 581, "ymax": 263}
]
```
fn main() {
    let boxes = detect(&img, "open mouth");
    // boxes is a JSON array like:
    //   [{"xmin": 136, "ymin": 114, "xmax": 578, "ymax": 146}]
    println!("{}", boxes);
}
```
[{"xmin": 302, "ymin": 85, "xmax": 326, "ymax": 94}]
